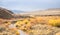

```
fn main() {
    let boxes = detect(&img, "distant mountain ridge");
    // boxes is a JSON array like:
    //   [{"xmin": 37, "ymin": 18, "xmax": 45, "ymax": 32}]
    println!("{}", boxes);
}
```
[
  {"xmin": 20, "ymin": 8, "xmax": 60, "ymax": 16},
  {"xmin": 12, "ymin": 10, "xmax": 25, "ymax": 14}
]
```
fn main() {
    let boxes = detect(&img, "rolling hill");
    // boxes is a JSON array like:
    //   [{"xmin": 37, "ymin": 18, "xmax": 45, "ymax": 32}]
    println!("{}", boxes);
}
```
[{"xmin": 20, "ymin": 8, "xmax": 60, "ymax": 16}]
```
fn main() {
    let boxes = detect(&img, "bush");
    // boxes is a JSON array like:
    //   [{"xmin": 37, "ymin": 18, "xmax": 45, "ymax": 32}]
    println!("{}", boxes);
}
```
[{"xmin": 48, "ymin": 19, "xmax": 60, "ymax": 27}]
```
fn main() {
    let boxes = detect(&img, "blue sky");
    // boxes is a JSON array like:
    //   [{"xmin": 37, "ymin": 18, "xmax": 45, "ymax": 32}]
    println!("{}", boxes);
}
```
[{"xmin": 0, "ymin": 0, "xmax": 60, "ymax": 11}]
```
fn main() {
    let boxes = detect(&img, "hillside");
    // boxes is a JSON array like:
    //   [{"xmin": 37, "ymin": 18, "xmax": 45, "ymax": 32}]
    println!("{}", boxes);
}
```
[
  {"xmin": 20, "ymin": 8, "xmax": 60, "ymax": 16},
  {"xmin": 0, "ymin": 7, "xmax": 14, "ymax": 19}
]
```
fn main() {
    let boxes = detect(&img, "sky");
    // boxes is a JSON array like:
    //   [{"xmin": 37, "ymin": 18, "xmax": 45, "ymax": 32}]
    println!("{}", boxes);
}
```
[{"xmin": 0, "ymin": 0, "xmax": 60, "ymax": 11}]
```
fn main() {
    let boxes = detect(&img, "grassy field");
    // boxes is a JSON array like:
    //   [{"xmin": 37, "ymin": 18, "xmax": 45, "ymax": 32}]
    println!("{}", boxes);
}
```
[{"xmin": 0, "ymin": 15, "xmax": 60, "ymax": 35}]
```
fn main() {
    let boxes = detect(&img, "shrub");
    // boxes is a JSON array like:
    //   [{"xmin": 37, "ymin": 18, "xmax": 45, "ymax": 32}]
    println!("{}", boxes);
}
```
[{"xmin": 48, "ymin": 19, "xmax": 60, "ymax": 27}]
